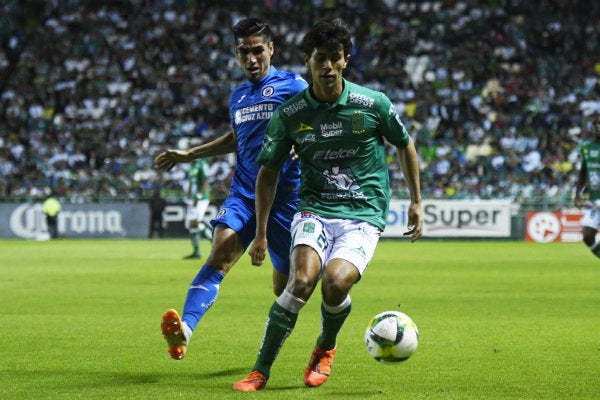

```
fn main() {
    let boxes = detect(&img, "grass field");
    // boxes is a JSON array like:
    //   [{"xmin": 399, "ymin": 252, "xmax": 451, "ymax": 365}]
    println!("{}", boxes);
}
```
[{"xmin": 0, "ymin": 239, "xmax": 598, "ymax": 399}]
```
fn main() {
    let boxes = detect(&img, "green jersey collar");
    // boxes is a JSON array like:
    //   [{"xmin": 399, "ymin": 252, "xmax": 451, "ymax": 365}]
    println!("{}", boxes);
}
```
[{"xmin": 305, "ymin": 79, "xmax": 350, "ymax": 109}]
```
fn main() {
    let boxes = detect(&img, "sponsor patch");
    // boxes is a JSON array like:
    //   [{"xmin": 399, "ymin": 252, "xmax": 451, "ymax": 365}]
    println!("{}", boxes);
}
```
[{"xmin": 302, "ymin": 222, "xmax": 316, "ymax": 233}]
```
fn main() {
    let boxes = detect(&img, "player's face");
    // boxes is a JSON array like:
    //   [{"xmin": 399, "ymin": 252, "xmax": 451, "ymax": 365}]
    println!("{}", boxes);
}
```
[
  {"xmin": 304, "ymin": 45, "xmax": 350, "ymax": 103},
  {"xmin": 235, "ymin": 35, "xmax": 273, "ymax": 83}
]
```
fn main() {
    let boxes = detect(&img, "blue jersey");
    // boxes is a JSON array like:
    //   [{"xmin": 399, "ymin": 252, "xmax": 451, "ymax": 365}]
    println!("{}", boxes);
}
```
[{"xmin": 229, "ymin": 66, "xmax": 308, "ymax": 203}]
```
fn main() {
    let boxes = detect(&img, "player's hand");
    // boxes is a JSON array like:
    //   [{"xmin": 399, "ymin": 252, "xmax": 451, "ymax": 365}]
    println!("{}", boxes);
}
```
[
  {"xmin": 249, "ymin": 236, "xmax": 268, "ymax": 266},
  {"xmin": 154, "ymin": 149, "xmax": 191, "ymax": 171},
  {"xmin": 290, "ymin": 145, "xmax": 299, "ymax": 161},
  {"xmin": 403, "ymin": 202, "xmax": 423, "ymax": 242}
]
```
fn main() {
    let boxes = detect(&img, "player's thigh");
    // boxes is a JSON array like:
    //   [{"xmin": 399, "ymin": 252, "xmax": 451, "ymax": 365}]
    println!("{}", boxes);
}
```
[
  {"xmin": 206, "ymin": 225, "xmax": 246, "ymax": 273},
  {"xmin": 286, "ymin": 244, "xmax": 323, "ymax": 300},
  {"xmin": 328, "ymin": 219, "xmax": 381, "ymax": 277},
  {"xmin": 210, "ymin": 194, "xmax": 256, "ymax": 248},
  {"xmin": 322, "ymin": 258, "xmax": 361, "ymax": 297}
]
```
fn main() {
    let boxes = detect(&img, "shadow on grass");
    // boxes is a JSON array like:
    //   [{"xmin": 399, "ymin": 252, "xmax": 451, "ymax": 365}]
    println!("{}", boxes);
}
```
[
  {"xmin": 2, "ymin": 367, "xmax": 247, "ymax": 385},
  {"xmin": 4, "ymin": 369, "xmax": 387, "ymax": 398},
  {"xmin": 112, "ymin": 367, "xmax": 250, "ymax": 383}
]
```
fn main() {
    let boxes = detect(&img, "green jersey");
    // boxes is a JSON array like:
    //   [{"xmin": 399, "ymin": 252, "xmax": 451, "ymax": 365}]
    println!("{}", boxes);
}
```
[
  {"xmin": 188, "ymin": 159, "xmax": 211, "ymax": 198},
  {"xmin": 257, "ymin": 80, "xmax": 410, "ymax": 230},
  {"xmin": 580, "ymin": 139, "xmax": 600, "ymax": 201}
]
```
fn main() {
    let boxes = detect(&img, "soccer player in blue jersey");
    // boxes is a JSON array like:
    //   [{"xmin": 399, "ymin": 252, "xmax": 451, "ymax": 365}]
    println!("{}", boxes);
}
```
[{"xmin": 153, "ymin": 18, "xmax": 308, "ymax": 361}]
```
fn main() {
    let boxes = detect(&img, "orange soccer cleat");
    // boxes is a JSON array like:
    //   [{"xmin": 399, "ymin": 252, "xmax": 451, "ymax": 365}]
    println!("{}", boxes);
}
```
[
  {"xmin": 303, "ymin": 345, "xmax": 337, "ymax": 387},
  {"xmin": 160, "ymin": 309, "xmax": 188, "ymax": 360},
  {"xmin": 232, "ymin": 371, "xmax": 268, "ymax": 392}
]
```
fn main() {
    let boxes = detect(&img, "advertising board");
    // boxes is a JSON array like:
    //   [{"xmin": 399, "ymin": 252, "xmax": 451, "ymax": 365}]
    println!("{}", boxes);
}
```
[
  {"xmin": 525, "ymin": 209, "xmax": 583, "ymax": 243},
  {"xmin": 385, "ymin": 199, "xmax": 512, "ymax": 238}
]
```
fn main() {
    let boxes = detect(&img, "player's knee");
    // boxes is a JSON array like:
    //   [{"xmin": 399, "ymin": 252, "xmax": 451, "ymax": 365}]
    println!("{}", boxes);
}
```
[
  {"xmin": 322, "ymin": 262, "xmax": 358, "ymax": 291},
  {"xmin": 321, "ymin": 277, "xmax": 352, "ymax": 304},
  {"xmin": 287, "ymin": 275, "xmax": 318, "ymax": 300},
  {"xmin": 204, "ymin": 250, "xmax": 238, "ymax": 274}
]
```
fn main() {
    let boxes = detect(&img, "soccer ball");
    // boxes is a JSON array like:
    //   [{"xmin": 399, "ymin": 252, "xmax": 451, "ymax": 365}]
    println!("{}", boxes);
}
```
[{"xmin": 364, "ymin": 310, "xmax": 419, "ymax": 363}]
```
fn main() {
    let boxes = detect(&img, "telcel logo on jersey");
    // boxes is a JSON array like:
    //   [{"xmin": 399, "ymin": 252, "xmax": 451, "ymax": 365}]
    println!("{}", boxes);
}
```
[{"xmin": 314, "ymin": 146, "xmax": 359, "ymax": 161}]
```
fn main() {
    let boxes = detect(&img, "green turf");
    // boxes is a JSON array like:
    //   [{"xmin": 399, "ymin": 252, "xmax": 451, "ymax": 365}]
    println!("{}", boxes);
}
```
[{"xmin": 0, "ymin": 239, "xmax": 598, "ymax": 399}]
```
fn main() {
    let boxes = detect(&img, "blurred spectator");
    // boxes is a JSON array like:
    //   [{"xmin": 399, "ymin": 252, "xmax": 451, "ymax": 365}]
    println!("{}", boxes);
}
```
[
  {"xmin": 0, "ymin": 0, "xmax": 598, "ymax": 207},
  {"xmin": 148, "ymin": 188, "xmax": 167, "ymax": 239},
  {"xmin": 42, "ymin": 193, "xmax": 61, "ymax": 239}
]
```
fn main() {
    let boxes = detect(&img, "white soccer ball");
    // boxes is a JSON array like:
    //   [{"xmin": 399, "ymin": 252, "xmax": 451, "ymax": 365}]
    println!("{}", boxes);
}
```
[{"xmin": 364, "ymin": 310, "xmax": 419, "ymax": 363}]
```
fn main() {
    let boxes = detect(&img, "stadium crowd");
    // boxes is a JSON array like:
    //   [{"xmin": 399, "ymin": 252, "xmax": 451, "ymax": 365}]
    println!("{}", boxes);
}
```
[{"xmin": 0, "ymin": 0, "xmax": 599, "ymax": 207}]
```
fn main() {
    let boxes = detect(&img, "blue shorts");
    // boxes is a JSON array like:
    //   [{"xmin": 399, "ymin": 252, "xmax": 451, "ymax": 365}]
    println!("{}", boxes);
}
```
[{"xmin": 211, "ymin": 194, "xmax": 297, "ymax": 274}]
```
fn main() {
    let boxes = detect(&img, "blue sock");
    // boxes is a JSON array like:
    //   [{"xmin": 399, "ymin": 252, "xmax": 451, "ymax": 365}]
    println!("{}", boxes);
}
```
[{"xmin": 182, "ymin": 265, "xmax": 224, "ymax": 331}]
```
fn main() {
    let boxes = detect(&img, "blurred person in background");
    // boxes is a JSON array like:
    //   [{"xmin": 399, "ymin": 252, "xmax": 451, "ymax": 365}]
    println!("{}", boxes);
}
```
[
  {"xmin": 183, "ymin": 159, "xmax": 212, "ymax": 259},
  {"xmin": 183, "ymin": 193, "xmax": 212, "ymax": 257},
  {"xmin": 148, "ymin": 188, "xmax": 167, "ymax": 238},
  {"xmin": 42, "ymin": 193, "xmax": 62, "ymax": 239},
  {"xmin": 153, "ymin": 17, "xmax": 308, "ymax": 361},
  {"xmin": 574, "ymin": 115, "xmax": 600, "ymax": 259}
]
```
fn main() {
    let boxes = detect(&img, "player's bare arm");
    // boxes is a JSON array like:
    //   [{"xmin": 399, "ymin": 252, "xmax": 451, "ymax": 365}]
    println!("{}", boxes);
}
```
[
  {"xmin": 249, "ymin": 166, "xmax": 280, "ymax": 266},
  {"xmin": 154, "ymin": 129, "xmax": 238, "ymax": 171},
  {"xmin": 397, "ymin": 137, "xmax": 423, "ymax": 242}
]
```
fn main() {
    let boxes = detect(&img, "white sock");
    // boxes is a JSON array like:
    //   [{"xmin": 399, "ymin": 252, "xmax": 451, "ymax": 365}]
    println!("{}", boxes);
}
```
[
  {"xmin": 182, "ymin": 322, "xmax": 193, "ymax": 343},
  {"xmin": 276, "ymin": 290, "xmax": 306, "ymax": 314},
  {"xmin": 323, "ymin": 295, "xmax": 351, "ymax": 314}
]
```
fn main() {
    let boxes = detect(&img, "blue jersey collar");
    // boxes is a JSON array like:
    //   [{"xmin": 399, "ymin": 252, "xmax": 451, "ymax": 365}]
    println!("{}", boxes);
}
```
[{"xmin": 248, "ymin": 65, "xmax": 277, "ymax": 87}]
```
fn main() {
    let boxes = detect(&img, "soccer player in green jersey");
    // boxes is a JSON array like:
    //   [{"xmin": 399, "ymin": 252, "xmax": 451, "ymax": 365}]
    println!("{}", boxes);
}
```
[
  {"xmin": 233, "ymin": 18, "xmax": 423, "ymax": 391},
  {"xmin": 184, "ymin": 159, "xmax": 212, "ymax": 259},
  {"xmin": 574, "ymin": 115, "xmax": 600, "ymax": 259}
]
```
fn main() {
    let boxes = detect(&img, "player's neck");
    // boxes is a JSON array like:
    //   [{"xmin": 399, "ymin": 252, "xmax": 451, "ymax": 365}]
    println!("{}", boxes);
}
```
[{"xmin": 310, "ymin": 83, "xmax": 343, "ymax": 104}]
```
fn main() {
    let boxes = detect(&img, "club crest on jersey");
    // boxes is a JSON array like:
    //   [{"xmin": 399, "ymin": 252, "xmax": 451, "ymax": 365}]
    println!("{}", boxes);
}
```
[
  {"xmin": 262, "ymin": 85, "xmax": 275, "ymax": 98},
  {"xmin": 352, "ymin": 111, "xmax": 365, "ymax": 134}
]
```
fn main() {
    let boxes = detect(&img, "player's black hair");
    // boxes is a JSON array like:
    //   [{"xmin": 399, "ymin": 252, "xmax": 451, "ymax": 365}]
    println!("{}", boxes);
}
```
[
  {"xmin": 233, "ymin": 18, "xmax": 272, "ymax": 42},
  {"xmin": 301, "ymin": 18, "xmax": 352, "ymax": 56}
]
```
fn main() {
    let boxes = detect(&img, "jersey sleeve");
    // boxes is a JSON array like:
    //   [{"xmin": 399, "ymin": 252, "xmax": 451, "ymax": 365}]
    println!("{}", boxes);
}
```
[
  {"xmin": 256, "ymin": 109, "xmax": 293, "ymax": 170},
  {"xmin": 377, "ymin": 93, "xmax": 410, "ymax": 148},
  {"xmin": 290, "ymin": 74, "xmax": 309, "ymax": 94}
]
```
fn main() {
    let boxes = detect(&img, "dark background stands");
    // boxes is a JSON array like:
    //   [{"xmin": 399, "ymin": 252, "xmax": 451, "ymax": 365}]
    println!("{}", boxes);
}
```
[{"xmin": 0, "ymin": 1, "xmax": 598, "ymax": 208}]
